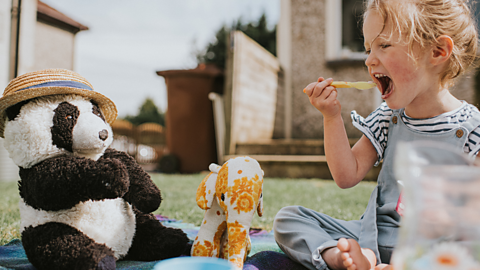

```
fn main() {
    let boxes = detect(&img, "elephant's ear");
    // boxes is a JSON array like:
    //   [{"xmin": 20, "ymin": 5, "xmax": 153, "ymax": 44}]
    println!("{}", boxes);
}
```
[
  {"xmin": 256, "ymin": 169, "xmax": 265, "ymax": 216},
  {"xmin": 196, "ymin": 164, "xmax": 221, "ymax": 209},
  {"xmin": 257, "ymin": 191, "xmax": 264, "ymax": 217},
  {"xmin": 209, "ymin": 163, "xmax": 221, "ymax": 174}
]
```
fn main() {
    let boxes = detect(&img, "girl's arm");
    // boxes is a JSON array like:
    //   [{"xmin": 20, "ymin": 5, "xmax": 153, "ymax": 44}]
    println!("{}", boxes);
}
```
[
  {"xmin": 324, "ymin": 120, "xmax": 377, "ymax": 188},
  {"xmin": 305, "ymin": 78, "xmax": 378, "ymax": 188}
]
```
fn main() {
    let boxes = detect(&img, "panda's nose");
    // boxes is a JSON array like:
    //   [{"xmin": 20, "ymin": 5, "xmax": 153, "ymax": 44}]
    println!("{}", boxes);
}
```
[{"xmin": 99, "ymin": 129, "xmax": 108, "ymax": 141}]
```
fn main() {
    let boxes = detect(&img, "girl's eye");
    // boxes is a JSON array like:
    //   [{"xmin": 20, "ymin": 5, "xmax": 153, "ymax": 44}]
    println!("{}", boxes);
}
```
[
  {"xmin": 380, "ymin": 44, "xmax": 391, "ymax": 49},
  {"xmin": 365, "ymin": 49, "xmax": 371, "ymax": 55}
]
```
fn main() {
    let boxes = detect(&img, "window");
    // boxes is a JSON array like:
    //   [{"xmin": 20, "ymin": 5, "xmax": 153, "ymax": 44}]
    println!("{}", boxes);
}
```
[
  {"xmin": 342, "ymin": 0, "xmax": 364, "ymax": 53},
  {"xmin": 325, "ymin": 0, "xmax": 366, "ymax": 61}
]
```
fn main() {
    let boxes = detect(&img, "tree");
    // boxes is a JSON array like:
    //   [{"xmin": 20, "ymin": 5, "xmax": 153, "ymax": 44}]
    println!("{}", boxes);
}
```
[
  {"xmin": 237, "ymin": 13, "xmax": 277, "ymax": 56},
  {"xmin": 196, "ymin": 25, "xmax": 229, "ymax": 69},
  {"xmin": 123, "ymin": 98, "xmax": 165, "ymax": 126},
  {"xmin": 196, "ymin": 13, "xmax": 276, "ymax": 69}
]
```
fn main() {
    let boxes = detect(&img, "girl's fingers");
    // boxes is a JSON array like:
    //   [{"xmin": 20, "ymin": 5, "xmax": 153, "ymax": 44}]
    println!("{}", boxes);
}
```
[
  {"xmin": 325, "ymin": 87, "xmax": 338, "ymax": 102},
  {"xmin": 311, "ymin": 78, "xmax": 333, "ymax": 98},
  {"xmin": 303, "ymin": 78, "xmax": 333, "ymax": 97},
  {"xmin": 303, "ymin": 82, "xmax": 318, "ymax": 95}
]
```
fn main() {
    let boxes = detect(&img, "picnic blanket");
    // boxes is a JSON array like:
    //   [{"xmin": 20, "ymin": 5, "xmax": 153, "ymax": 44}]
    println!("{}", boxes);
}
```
[{"xmin": 0, "ymin": 215, "xmax": 307, "ymax": 270}]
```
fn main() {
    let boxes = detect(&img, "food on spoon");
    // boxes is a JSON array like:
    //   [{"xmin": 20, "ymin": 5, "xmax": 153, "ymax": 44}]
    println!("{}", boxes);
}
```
[
  {"xmin": 331, "ymin": 81, "xmax": 351, "ymax": 88},
  {"xmin": 302, "ymin": 81, "xmax": 376, "ymax": 93}
]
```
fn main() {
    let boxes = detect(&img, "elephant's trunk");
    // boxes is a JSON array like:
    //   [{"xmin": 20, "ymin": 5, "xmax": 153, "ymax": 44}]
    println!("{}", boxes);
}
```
[{"xmin": 226, "ymin": 218, "xmax": 250, "ymax": 269}]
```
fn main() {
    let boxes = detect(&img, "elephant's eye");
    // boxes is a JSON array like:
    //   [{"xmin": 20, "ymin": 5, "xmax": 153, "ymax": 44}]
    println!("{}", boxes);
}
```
[{"xmin": 221, "ymin": 193, "xmax": 225, "ymax": 201}]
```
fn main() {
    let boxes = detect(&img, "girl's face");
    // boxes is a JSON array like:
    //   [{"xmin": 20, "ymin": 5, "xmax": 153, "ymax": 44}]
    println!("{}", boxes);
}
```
[{"xmin": 363, "ymin": 10, "xmax": 437, "ymax": 112}]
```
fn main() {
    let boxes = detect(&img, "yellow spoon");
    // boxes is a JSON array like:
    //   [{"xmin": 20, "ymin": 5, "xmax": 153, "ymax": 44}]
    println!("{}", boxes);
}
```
[
  {"xmin": 303, "ymin": 81, "xmax": 377, "ymax": 93},
  {"xmin": 330, "ymin": 81, "xmax": 377, "ymax": 90}
]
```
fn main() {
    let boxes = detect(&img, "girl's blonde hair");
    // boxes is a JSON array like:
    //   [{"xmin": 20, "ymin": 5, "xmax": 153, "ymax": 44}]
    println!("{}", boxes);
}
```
[{"xmin": 365, "ymin": 0, "xmax": 478, "ymax": 87}]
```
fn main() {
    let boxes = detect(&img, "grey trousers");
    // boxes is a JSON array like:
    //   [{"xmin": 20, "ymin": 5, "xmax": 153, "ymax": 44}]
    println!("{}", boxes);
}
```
[{"xmin": 273, "ymin": 206, "xmax": 393, "ymax": 270}]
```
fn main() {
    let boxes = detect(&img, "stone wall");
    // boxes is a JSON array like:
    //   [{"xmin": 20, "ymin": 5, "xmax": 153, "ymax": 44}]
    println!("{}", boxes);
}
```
[{"xmin": 288, "ymin": 0, "xmax": 378, "ymax": 139}]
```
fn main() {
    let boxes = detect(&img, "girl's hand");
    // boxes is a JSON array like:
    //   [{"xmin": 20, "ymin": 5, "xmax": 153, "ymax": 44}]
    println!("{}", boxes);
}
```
[{"xmin": 303, "ymin": 77, "xmax": 341, "ymax": 119}]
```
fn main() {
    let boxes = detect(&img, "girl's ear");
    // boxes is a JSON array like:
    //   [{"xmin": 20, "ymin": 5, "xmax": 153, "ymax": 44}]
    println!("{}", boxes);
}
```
[{"xmin": 431, "ymin": 35, "xmax": 454, "ymax": 66}]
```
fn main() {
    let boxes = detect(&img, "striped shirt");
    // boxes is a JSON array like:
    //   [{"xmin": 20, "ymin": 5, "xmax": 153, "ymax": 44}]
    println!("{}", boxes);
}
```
[{"xmin": 351, "ymin": 102, "xmax": 480, "ymax": 165}]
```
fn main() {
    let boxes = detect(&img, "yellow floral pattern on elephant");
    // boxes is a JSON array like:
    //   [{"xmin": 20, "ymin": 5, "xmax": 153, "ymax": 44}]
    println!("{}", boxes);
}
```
[
  {"xmin": 192, "ymin": 240, "xmax": 214, "ymax": 257},
  {"xmin": 229, "ymin": 174, "xmax": 262, "ymax": 213},
  {"xmin": 196, "ymin": 172, "xmax": 211, "ymax": 208},
  {"xmin": 251, "ymin": 174, "xmax": 262, "ymax": 200},
  {"xmin": 213, "ymin": 221, "xmax": 227, "ymax": 254},
  {"xmin": 216, "ymin": 163, "xmax": 229, "ymax": 194},
  {"xmin": 229, "ymin": 176, "xmax": 253, "ymax": 205},
  {"xmin": 216, "ymin": 164, "xmax": 229, "ymax": 210},
  {"xmin": 245, "ymin": 235, "xmax": 251, "ymax": 259},
  {"xmin": 233, "ymin": 193, "xmax": 255, "ymax": 214},
  {"xmin": 227, "ymin": 221, "xmax": 248, "ymax": 256},
  {"xmin": 230, "ymin": 257, "xmax": 244, "ymax": 269}
]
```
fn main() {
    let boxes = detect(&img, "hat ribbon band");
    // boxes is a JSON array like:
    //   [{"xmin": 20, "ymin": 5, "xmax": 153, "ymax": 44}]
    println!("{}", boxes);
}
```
[{"xmin": 16, "ymin": 81, "xmax": 93, "ymax": 92}]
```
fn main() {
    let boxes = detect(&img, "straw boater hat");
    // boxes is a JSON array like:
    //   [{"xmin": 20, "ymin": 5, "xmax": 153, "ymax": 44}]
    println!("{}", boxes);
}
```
[{"xmin": 0, "ymin": 68, "xmax": 117, "ymax": 138}]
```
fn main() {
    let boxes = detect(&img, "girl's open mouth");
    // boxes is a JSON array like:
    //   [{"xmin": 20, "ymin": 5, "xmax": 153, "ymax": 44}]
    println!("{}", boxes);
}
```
[{"xmin": 374, "ymin": 74, "xmax": 393, "ymax": 98}]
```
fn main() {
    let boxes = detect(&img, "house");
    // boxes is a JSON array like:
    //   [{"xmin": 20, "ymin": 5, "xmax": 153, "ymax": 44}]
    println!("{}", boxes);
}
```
[
  {"xmin": 277, "ymin": 0, "xmax": 479, "ymax": 140},
  {"xmin": 0, "ymin": 0, "xmax": 87, "ymax": 181}
]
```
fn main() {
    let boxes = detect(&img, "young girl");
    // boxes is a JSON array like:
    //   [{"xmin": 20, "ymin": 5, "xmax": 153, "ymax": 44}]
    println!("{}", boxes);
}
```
[{"xmin": 273, "ymin": 0, "xmax": 480, "ymax": 270}]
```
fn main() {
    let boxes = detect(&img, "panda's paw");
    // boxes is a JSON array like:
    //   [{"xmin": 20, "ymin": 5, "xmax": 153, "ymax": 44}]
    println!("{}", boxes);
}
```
[
  {"xmin": 98, "ymin": 158, "xmax": 130, "ymax": 198},
  {"xmin": 96, "ymin": 255, "xmax": 116, "ymax": 270},
  {"xmin": 129, "ymin": 195, "xmax": 161, "ymax": 214}
]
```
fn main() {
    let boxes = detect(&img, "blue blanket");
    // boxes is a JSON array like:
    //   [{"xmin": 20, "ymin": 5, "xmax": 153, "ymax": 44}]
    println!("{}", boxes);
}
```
[{"xmin": 0, "ymin": 216, "xmax": 307, "ymax": 270}]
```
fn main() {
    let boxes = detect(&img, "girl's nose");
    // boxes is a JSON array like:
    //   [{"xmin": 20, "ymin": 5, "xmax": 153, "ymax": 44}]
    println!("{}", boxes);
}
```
[{"xmin": 365, "ymin": 52, "xmax": 378, "ymax": 67}]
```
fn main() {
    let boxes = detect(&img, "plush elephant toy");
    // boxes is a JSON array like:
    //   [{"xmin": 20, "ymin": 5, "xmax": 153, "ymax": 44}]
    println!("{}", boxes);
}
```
[{"xmin": 191, "ymin": 156, "xmax": 264, "ymax": 269}]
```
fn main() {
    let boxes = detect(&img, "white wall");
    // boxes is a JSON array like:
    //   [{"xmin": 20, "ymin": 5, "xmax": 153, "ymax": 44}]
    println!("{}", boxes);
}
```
[
  {"xmin": 0, "ymin": 0, "xmax": 11, "ymax": 87},
  {"xmin": 324, "ymin": 0, "xmax": 342, "ymax": 60},
  {"xmin": 0, "ymin": 1, "xmax": 19, "ymax": 182},
  {"xmin": 16, "ymin": 0, "xmax": 37, "ymax": 76},
  {"xmin": 278, "ymin": 0, "xmax": 292, "ymax": 139},
  {"xmin": 34, "ymin": 21, "xmax": 75, "ymax": 70}
]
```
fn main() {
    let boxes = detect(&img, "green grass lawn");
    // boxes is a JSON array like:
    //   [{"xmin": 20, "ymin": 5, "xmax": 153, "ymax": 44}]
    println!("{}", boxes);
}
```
[{"xmin": 0, "ymin": 173, "xmax": 376, "ymax": 246}]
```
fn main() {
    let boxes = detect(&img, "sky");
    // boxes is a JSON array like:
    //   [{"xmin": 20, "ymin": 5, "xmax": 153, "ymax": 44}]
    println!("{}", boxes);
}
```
[{"xmin": 40, "ymin": 0, "xmax": 281, "ymax": 118}]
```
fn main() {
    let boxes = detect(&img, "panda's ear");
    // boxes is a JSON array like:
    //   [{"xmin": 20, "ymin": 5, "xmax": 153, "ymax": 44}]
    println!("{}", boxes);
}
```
[
  {"xmin": 91, "ymin": 101, "xmax": 105, "ymax": 122},
  {"xmin": 6, "ymin": 100, "xmax": 31, "ymax": 121}
]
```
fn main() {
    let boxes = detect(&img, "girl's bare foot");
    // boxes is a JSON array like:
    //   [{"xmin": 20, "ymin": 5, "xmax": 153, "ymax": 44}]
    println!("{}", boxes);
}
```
[
  {"xmin": 374, "ymin": 264, "xmax": 393, "ymax": 270},
  {"xmin": 338, "ymin": 238, "xmax": 376, "ymax": 270},
  {"xmin": 321, "ymin": 238, "xmax": 376, "ymax": 270}
]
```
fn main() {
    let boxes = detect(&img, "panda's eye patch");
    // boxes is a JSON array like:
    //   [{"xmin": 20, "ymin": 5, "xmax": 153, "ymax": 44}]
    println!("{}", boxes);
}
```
[
  {"xmin": 91, "ymin": 101, "xmax": 105, "ymax": 122},
  {"xmin": 6, "ymin": 100, "xmax": 31, "ymax": 121},
  {"xmin": 52, "ymin": 102, "xmax": 79, "ymax": 152}
]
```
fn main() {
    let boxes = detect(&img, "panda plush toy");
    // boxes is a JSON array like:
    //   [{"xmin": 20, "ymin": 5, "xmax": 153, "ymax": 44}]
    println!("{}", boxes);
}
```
[{"xmin": 0, "ymin": 69, "xmax": 189, "ymax": 270}]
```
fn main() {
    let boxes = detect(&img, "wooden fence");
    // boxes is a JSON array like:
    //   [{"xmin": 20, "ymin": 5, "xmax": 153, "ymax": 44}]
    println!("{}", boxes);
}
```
[{"xmin": 110, "ymin": 119, "xmax": 166, "ymax": 165}]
